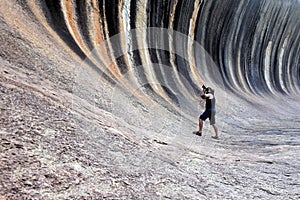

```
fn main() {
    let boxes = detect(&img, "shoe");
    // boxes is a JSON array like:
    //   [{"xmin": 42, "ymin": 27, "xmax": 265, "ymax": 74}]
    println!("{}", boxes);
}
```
[
  {"xmin": 193, "ymin": 131, "xmax": 202, "ymax": 136},
  {"xmin": 211, "ymin": 136, "xmax": 219, "ymax": 139}
]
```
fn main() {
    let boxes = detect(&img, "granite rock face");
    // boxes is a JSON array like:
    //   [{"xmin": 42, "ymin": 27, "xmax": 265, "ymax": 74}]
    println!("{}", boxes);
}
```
[
  {"xmin": 32, "ymin": 0, "xmax": 300, "ymax": 96},
  {"xmin": 0, "ymin": 0, "xmax": 300, "ymax": 199}
]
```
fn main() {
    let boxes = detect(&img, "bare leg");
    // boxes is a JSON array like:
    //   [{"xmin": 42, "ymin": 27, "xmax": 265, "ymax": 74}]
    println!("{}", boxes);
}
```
[
  {"xmin": 198, "ymin": 119, "xmax": 203, "ymax": 134},
  {"xmin": 211, "ymin": 124, "xmax": 218, "ymax": 138}
]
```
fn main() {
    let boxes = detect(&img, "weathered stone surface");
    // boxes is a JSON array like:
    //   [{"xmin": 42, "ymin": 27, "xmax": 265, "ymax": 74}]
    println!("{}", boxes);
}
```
[{"xmin": 0, "ymin": 0, "xmax": 300, "ymax": 199}]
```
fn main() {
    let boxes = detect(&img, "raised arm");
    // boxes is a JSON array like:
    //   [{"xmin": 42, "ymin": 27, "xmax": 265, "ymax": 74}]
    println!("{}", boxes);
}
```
[{"xmin": 200, "ymin": 89, "xmax": 214, "ymax": 99}]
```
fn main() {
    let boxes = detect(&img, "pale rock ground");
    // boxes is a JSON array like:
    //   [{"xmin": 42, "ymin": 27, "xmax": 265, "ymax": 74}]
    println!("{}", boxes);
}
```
[{"xmin": 1, "ymin": 1, "xmax": 300, "ymax": 199}]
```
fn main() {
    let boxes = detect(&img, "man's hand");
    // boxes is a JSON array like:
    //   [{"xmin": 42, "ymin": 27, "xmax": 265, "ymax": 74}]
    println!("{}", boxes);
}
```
[
  {"xmin": 200, "ymin": 90, "xmax": 213, "ymax": 99},
  {"xmin": 200, "ymin": 94, "xmax": 206, "ymax": 99},
  {"xmin": 200, "ymin": 91, "xmax": 206, "ymax": 99}
]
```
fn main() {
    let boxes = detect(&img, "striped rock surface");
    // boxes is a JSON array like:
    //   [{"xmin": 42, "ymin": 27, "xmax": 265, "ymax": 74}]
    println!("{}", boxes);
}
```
[{"xmin": 0, "ymin": 0, "xmax": 300, "ymax": 199}]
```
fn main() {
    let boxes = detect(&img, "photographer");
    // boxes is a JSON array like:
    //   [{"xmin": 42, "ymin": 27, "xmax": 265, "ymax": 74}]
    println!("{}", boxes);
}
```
[{"xmin": 195, "ymin": 85, "xmax": 219, "ymax": 139}]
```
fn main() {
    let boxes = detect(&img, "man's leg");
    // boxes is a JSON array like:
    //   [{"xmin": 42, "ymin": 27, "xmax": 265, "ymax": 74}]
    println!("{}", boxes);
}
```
[
  {"xmin": 198, "ymin": 119, "xmax": 203, "ymax": 134},
  {"xmin": 211, "ymin": 124, "xmax": 218, "ymax": 138},
  {"xmin": 199, "ymin": 111, "xmax": 210, "ymax": 135}
]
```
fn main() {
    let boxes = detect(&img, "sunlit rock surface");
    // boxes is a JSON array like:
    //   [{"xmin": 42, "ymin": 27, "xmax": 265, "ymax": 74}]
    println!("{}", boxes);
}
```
[{"xmin": 0, "ymin": 0, "xmax": 300, "ymax": 199}]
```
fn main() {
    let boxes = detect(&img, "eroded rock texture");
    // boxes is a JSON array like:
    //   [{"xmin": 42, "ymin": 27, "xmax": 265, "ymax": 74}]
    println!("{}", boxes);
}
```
[{"xmin": 0, "ymin": 0, "xmax": 299, "ymax": 199}]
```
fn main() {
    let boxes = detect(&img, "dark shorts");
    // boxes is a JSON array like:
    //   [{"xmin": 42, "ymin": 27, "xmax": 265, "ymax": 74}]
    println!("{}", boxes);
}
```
[{"xmin": 199, "ymin": 109, "xmax": 216, "ymax": 125}]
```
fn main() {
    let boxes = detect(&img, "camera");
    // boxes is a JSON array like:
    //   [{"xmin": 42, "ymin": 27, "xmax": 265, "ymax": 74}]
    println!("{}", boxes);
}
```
[{"xmin": 202, "ymin": 85, "xmax": 208, "ymax": 94}]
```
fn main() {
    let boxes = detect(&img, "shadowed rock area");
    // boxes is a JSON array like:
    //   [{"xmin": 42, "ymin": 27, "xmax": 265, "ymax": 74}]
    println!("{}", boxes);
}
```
[{"xmin": 0, "ymin": 0, "xmax": 300, "ymax": 199}]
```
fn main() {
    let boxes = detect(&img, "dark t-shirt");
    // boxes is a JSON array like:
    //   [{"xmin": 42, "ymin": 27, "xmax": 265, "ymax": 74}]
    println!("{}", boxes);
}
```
[{"xmin": 205, "ymin": 95, "xmax": 216, "ymax": 111}]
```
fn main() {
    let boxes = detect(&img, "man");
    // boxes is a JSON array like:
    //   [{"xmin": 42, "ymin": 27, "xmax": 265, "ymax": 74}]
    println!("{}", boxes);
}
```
[{"xmin": 195, "ymin": 86, "xmax": 219, "ymax": 139}]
